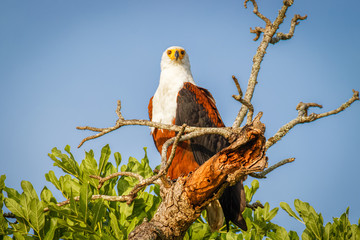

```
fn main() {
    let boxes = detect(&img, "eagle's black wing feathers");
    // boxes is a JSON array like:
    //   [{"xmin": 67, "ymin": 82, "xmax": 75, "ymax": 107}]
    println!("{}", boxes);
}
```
[{"xmin": 176, "ymin": 83, "xmax": 247, "ymax": 231}]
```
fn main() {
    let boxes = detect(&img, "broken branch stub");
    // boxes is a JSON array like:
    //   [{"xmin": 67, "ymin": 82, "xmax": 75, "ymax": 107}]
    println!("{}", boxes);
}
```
[{"xmin": 184, "ymin": 114, "xmax": 267, "ymax": 206}]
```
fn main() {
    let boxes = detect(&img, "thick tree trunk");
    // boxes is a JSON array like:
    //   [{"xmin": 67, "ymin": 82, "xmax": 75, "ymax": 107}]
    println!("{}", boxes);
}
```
[{"xmin": 129, "ymin": 116, "xmax": 267, "ymax": 240}]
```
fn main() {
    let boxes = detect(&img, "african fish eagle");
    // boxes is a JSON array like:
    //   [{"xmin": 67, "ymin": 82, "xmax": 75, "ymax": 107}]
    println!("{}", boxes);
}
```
[{"xmin": 148, "ymin": 46, "xmax": 247, "ymax": 231}]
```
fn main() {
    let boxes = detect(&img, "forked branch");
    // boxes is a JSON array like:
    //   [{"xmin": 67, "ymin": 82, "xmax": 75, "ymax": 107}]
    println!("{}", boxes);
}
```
[
  {"xmin": 233, "ymin": 0, "xmax": 307, "ymax": 128},
  {"xmin": 271, "ymin": 14, "xmax": 308, "ymax": 44},
  {"xmin": 266, "ymin": 90, "xmax": 359, "ymax": 149}
]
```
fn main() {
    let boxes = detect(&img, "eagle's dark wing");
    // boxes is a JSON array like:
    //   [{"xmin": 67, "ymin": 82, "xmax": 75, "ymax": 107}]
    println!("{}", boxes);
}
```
[{"xmin": 175, "ymin": 82, "xmax": 247, "ymax": 231}]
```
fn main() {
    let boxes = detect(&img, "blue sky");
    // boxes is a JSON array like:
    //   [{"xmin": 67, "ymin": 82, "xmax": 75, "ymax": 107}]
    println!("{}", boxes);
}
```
[{"xmin": 1, "ymin": 0, "xmax": 359, "ymax": 234}]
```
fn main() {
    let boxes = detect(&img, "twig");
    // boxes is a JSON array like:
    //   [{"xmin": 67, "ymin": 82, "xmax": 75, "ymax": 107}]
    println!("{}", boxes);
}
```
[
  {"xmin": 116, "ymin": 100, "xmax": 124, "ymax": 120},
  {"xmin": 296, "ymin": 102, "xmax": 323, "ymax": 117},
  {"xmin": 43, "ymin": 194, "xmax": 134, "ymax": 212},
  {"xmin": 270, "ymin": 14, "xmax": 308, "ymax": 44},
  {"xmin": 250, "ymin": 27, "xmax": 266, "ymax": 41},
  {"xmin": 160, "ymin": 124, "xmax": 187, "ymax": 170},
  {"xmin": 3, "ymin": 212, "xmax": 16, "ymax": 218},
  {"xmin": 244, "ymin": 0, "xmax": 272, "ymax": 26},
  {"xmin": 266, "ymin": 90, "xmax": 359, "ymax": 149},
  {"xmin": 157, "ymin": 125, "xmax": 187, "ymax": 187},
  {"xmin": 246, "ymin": 201, "xmax": 264, "ymax": 210},
  {"xmin": 249, "ymin": 158, "xmax": 295, "ymax": 178},
  {"xmin": 90, "ymin": 172, "xmax": 144, "ymax": 190},
  {"xmin": 232, "ymin": 75, "xmax": 254, "ymax": 125}
]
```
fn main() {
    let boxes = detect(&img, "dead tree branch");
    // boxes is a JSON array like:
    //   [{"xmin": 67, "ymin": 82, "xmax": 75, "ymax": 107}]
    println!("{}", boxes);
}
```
[
  {"xmin": 266, "ymin": 89, "xmax": 359, "ymax": 149},
  {"xmin": 43, "ymin": 194, "xmax": 134, "ymax": 212},
  {"xmin": 233, "ymin": 0, "xmax": 307, "ymax": 128},
  {"xmin": 249, "ymin": 157, "xmax": 295, "ymax": 179},
  {"xmin": 77, "ymin": 100, "xmax": 234, "ymax": 148},
  {"xmin": 232, "ymin": 75, "xmax": 254, "ymax": 125},
  {"xmin": 270, "ymin": 14, "xmax": 307, "ymax": 44},
  {"xmin": 244, "ymin": 0, "xmax": 271, "ymax": 26},
  {"xmin": 90, "ymin": 172, "xmax": 144, "ymax": 190},
  {"xmin": 246, "ymin": 201, "xmax": 264, "ymax": 210}
]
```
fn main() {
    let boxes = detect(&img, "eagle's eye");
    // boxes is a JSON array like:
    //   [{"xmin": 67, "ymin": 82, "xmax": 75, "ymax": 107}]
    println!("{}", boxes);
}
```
[
  {"xmin": 180, "ymin": 50, "xmax": 185, "ymax": 55},
  {"xmin": 167, "ymin": 50, "xmax": 172, "ymax": 55}
]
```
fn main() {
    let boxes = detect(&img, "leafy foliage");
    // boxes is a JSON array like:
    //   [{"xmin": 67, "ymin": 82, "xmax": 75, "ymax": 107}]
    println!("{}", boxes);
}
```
[
  {"xmin": 0, "ymin": 145, "xmax": 359, "ymax": 239},
  {"xmin": 280, "ymin": 200, "xmax": 360, "ymax": 240}
]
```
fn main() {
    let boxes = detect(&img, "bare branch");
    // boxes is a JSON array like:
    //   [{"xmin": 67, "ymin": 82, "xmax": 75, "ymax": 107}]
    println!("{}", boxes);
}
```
[
  {"xmin": 244, "ymin": 0, "xmax": 272, "ymax": 26},
  {"xmin": 266, "ymin": 90, "xmax": 359, "ymax": 149},
  {"xmin": 116, "ymin": 100, "xmax": 125, "ymax": 120},
  {"xmin": 249, "ymin": 158, "xmax": 295, "ymax": 178},
  {"xmin": 233, "ymin": 0, "xmax": 305, "ymax": 128},
  {"xmin": 43, "ymin": 194, "xmax": 134, "ymax": 212},
  {"xmin": 3, "ymin": 212, "xmax": 16, "ymax": 219},
  {"xmin": 246, "ymin": 201, "xmax": 264, "ymax": 210},
  {"xmin": 296, "ymin": 102, "xmax": 323, "ymax": 117},
  {"xmin": 232, "ymin": 75, "xmax": 243, "ymax": 98},
  {"xmin": 250, "ymin": 27, "xmax": 265, "ymax": 41},
  {"xmin": 77, "ymin": 100, "xmax": 234, "ymax": 148},
  {"xmin": 232, "ymin": 75, "xmax": 254, "ymax": 125},
  {"xmin": 160, "ymin": 124, "xmax": 187, "ymax": 170},
  {"xmin": 90, "ymin": 172, "xmax": 144, "ymax": 190},
  {"xmin": 271, "ymin": 14, "xmax": 308, "ymax": 44}
]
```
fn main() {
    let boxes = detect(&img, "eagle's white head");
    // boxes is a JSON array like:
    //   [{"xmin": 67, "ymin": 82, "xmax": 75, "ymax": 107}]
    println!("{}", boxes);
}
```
[
  {"xmin": 151, "ymin": 46, "xmax": 195, "ymax": 127},
  {"xmin": 160, "ymin": 46, "xmax": 191, "ymax": 71},
  {"xmin": 158, "ymin": 46, "xmax": 195, "ymax": 86}
]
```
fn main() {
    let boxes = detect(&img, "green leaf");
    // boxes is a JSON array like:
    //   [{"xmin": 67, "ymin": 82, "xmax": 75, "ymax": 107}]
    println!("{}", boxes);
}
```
[
  {"xmin": 0, "ymin": 175, "xmax": 6, "ymax": 191},
  {"xmin": 19, "ymin": 193, "xmax": 31, "ymax": 221},
  {"xmin": 305, "ymin": 219, "xmax": 322, "ymax": 239},
  {"xmin": 49, "ymin": 146, "xmax": 80, "ymax": 179},
  {"xmin": 44, "ymin": 218, "xmax": 58, "ymax": 240},
  {"xmin": 4, "ymin": 187, "xmax": 21, "ymax": 206},
  {"xmin": 267, "ymin": 225, "xmax": 290, "ymax": 240},
  {"xmin": 13, "ymin": 232, "xmax": 26, "ymax": 240},
  {"xmin": 29, "ymin": 198, "xmax": 45, "ymax": 235},
  {"xmin": 80, "ymin": 151, "xmax": 99, "ymax": 188},
  {"xmin": 245, "ymin": 180, "xmax": 259, "ymax": 202},
  {"xmin": 117, "ymin": 177, "xmax": 132, "ymax": 196},
  {"xmin": 265, "ymin": 207, "xmax": 279, "ymax": 222},
  {"xmin": 323, "ymin": 222, "xmax": 331, "ymax": 240},
  {"xmin": 280, "ymin": 202, "xmax": 303, "ymax": 223},
  {"xmin": 0, "ymin": 214, "xmax": 8, "ymax": 236},
  {"xmin": 114, "ymin": 152, "xmax": 121, "ymax": 169},
  {"xmin": 109, "ymin": 212, "xmax": 124, "ymax": 239},
  {"xmin": 40, "ymin": 186, "xmax": 56, "ymax": 204},
  {"xmin": 141, "ymin": 148, "xmax": 153, "ymax": 178},
  {"xmin": 45, "ymin": 171, "xmax": 61, "ymax": 192},
  {"xmin": 4, "ymin": 198, "xmax": 26, "ymax": 220},
  {"xmin": 21, "ymin": 181, "xmax": 38, "ymax": 200},
  {"xmin": 98, "ymin": 144, "xmax": 111, "ymax": 176},
  {"xmin": 79, "ymin": 183, "xmax": 91, "ymax": 222},
  {"xmin": 58, "ymin": 175, "xmax": 81, "ymax": 198},
  {"xmin": 301, "ymin": 229, "xmax": 315, "ymax": 240},
  {"xmin": 69, "ymin": 190, "xmax": 79, "ymax": 217},
  {"xmin": 91, "ymin": 199, "xmax": 106, "ymax": 230},
  {"xmin": 224, "ymin": 231, "xmax": 239, "ymax": 240},
  {"xmin": 288, "ymin": 231, "xmax": 300, "ymax": 240}
]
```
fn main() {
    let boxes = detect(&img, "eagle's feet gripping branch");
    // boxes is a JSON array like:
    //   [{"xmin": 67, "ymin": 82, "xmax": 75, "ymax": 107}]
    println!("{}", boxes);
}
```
[{"xmin": 129, "ymin": 113, "xmax": 267, "ymax": 240}]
